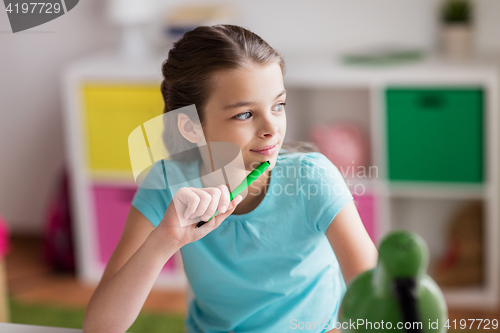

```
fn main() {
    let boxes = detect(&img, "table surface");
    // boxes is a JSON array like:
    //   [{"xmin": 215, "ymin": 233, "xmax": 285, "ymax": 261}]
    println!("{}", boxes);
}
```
[{"xmin": 0, "ymin": 323, "xmax": 82, "ymax": 332}]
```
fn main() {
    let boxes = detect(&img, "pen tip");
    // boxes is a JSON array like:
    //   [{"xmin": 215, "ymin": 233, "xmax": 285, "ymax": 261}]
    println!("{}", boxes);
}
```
[{"xmin": 266, "ymin": 161, "xmax": 270, "ymax": 165}]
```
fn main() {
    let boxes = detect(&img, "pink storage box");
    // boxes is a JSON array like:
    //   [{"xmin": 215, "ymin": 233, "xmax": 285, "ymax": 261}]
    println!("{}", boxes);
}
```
[
  {"xmin": 0, "ymin": 214, "xmax": 8, "ymax": 323},
  {"xmin": 92, "ymin": 184, "xmax": 176, "ymax": 272},
  {"xmin": 0, "ymin": 216, "xmax": 9, "ymax": 260},
  {"xmin": 352, "ymin": 192, "xmax": 377, "ymax": 244}
]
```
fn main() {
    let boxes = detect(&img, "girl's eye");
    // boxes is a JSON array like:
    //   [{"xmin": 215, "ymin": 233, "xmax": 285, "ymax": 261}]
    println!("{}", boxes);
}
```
[
  {"xmin": 232, "ymin": 103, "xmax": 286, "ymax": 121},
  {"xmin": 272, "ymin": 102, "xmax": 286, "ymax": 112},
  {"xmin": 233, "ymin": 111, "xmax": 252, "ymax": 120}
]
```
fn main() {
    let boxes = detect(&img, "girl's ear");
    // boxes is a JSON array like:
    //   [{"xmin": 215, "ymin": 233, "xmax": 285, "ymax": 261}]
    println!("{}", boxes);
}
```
[{"xmin": 178, "ymin": 113, "xmax": 205, "ymax": 144}]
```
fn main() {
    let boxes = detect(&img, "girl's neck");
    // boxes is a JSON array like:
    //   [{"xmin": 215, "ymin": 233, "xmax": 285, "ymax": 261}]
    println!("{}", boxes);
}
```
[{"xmin": 233, "ymin": 169, "xmax": 270, "ymax": 215}]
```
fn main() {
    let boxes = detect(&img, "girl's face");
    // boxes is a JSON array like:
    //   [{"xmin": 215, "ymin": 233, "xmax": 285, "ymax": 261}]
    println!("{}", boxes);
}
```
[{"xmin": 201, "ymin": 61, "xmax": 287, "ymax": 171}]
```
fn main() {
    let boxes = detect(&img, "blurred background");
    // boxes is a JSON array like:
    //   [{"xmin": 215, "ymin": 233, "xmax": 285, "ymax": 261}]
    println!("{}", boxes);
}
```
[{"xmin": 1, "ymin": 0, "xmax": 500, "ymax": 331}]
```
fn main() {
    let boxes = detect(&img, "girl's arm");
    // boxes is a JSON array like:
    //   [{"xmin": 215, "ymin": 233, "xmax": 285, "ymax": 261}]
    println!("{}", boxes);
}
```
[
  {"xmin": 82, "ymin": 207, "xmax": 179, "ymax": 333},
  {"xmin": 83, "ymin": 186, "xmax": 242, "ymax": 333},
  {"xmin": 325, "ymin": 201, "xmax": 377, "ymax": 333},
  {"xmin": 325, "ymin": 200, "xmax": 378, "ymax": 285}
]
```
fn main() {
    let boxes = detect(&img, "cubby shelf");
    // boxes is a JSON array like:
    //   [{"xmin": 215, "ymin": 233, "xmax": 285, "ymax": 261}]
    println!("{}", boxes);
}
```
[
  {"xmin": 387, "ymin": 182, "xmax": 486, "ymax": 200},
  {"xmin": 284, "ymin": 53, "xmax": 500, "ymax": 309}
]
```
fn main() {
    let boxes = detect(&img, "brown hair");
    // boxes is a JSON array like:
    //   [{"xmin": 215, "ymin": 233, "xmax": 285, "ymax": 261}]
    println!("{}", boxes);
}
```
[{"xmin": 160, "ymin": 24, "xmax": 317, "ymax": 163}]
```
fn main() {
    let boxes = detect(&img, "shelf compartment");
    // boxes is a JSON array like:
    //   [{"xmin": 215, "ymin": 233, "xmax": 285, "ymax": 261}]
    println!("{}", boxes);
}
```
[
  {"xmin": 83, "ymin": 84, "xmax": 164, "ymax": 173},
  {"xmin": 306, "ymin": 88, "xmax": 374, "ymax": 175},
  {"xmin": 388, "ymin": 197, "xmax": 487, "ymax": 307},
  {"xmin": 92, "ymin": 184, "xmax": 177, "ymax": 273},
  {"xmin": 386, "ymin": 87, "xmax": 483, "ymax": 183}
]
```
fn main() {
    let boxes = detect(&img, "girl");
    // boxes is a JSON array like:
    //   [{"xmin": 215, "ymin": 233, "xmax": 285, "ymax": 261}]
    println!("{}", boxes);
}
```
[{"xmin": 83, "ymin": 25, "xmax": 377, "ymax": 333}]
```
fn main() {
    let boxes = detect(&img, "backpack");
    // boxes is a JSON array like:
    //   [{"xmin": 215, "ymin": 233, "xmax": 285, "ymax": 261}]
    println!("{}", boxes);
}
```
[{"xmin": 42, "ymin": 171, "xmax": 75, "ymax": 272}]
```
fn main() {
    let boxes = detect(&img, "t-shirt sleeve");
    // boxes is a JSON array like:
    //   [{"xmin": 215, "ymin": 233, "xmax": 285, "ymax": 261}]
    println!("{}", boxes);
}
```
[
  {"xmin": 131, "ymin": 161, "xmax": 172, "ymax": 228},
  {"xmin": 300, "ymin": 152, "xmax": 353, "ymax": 234}
]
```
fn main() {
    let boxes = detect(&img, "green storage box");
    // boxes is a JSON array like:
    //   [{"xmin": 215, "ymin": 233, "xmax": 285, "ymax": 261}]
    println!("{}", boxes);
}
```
[{"xmin": 386, "ymin": 88, "xmax": 483, "ymax": 183}]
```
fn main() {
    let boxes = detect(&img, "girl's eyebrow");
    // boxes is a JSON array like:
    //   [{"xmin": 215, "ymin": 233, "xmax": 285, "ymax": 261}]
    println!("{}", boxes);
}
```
[{"xmin": 223, "ymin": 89, "xmax": 287, "ymax": 111}]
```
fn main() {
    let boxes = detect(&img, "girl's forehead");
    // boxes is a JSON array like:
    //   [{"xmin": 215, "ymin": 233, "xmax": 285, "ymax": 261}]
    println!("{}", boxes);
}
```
[{"xmin": 209, "ymin": 62, "xmax": 285, "ymax": 101}]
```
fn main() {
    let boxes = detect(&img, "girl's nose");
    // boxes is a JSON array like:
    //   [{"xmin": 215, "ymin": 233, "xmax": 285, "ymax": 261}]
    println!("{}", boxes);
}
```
[{"xmin": 258, "ymin": 116, "xmax": 279, "ymax": 138}]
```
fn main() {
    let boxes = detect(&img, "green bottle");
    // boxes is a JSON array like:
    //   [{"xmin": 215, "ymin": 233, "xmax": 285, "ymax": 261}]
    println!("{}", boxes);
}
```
[{"xmin": 339, "ymin": 230, "xmax": 448, "ymax": 332}]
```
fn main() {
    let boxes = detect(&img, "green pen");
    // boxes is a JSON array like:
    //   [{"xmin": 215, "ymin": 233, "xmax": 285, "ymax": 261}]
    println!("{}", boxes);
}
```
[{"xmin": 196, "ymin": 161, "xmax": 271, "ymax": 228}]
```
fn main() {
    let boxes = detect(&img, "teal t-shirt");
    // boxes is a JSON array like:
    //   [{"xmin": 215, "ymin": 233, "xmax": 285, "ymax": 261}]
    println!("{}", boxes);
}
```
[{"xmin": 132, "ymin": 150, "xmax": 353, "ymax": 332}]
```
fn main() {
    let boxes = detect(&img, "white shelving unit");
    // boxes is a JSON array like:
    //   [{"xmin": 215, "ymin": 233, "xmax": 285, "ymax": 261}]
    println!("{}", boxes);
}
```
[
  {"xmin": 62, "ymin": 50, "xmax": 500, "ymax": 307},
  {"xmin": 62, "ymin": 50, "xmax": 187, "ymax": 290},
  {"xmin": 284, "ymin": 53, "xmax": 500, "ymax": 309}
]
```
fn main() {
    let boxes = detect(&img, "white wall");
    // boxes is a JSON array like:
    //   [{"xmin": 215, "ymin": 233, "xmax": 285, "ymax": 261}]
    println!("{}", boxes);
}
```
[
  {"xmin": 235, "ymin": 0, "xmax": 500, "ymax": 55},
  {"xmin": 0, "ymin": 0, "xmax": 499, "ymax": 235},
  {"xmin": 0, "ymin": 0, "xmax": 119, "ymax": 234}
]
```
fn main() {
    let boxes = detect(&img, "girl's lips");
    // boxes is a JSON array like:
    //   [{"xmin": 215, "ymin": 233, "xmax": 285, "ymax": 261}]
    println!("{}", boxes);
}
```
[{"xmin": 250, "ymin": 143, "xmax": 278, "ymax": 155}]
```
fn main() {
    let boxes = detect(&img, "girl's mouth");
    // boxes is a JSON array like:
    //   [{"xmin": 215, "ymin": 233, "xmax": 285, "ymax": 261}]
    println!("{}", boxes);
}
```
[{"xmin": 250, "ymin": 143, "xmax": 278, "ymax": 155}]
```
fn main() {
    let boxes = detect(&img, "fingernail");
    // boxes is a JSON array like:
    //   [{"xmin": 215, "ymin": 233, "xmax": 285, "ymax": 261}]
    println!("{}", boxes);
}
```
[
  {"xmin": 184, "ymin": 212, "xmax": 191, "ymax": 219},
  {"xmin": 220, "ymin": 205, "xmax": 227, "ymax": 213}
]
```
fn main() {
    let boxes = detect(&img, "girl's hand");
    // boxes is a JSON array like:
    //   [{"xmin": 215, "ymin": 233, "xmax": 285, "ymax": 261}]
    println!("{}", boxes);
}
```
[{"xmin": 156, "ymin": 185, "xmax": 243, "ymax": 247}]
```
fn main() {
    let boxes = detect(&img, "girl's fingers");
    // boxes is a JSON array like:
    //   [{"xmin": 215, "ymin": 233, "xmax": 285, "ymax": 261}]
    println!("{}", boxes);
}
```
[
  {"xmin": 217, "ymin": 185, "xmax": 231, "ymax": 214},
  {"xmin": 187, "ymin": 188, "xmax": 212, "ymax": 219},
  {"xmin": 200, "ymin": 187, "xmax": 223, "ymax": 221},
  {"xmin": 213, "ymin": 195, "xmax": 243, "ymax": 228},
  {"xmin": 174, "ymin": 188, "xmax": 200, "ymax": 220},
  {"xmin": 176, "ymin": 187, "xmax": 241, "ymax": 231},
  {"xmin": 194, "ymin": 194, "xmax": 242, "ymax": 231}
]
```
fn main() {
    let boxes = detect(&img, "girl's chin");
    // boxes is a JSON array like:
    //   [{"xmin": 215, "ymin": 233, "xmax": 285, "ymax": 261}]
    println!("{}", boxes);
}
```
[{"xmin": 244, "ymin": 157, "xmax": 276, "ymax": 171}]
